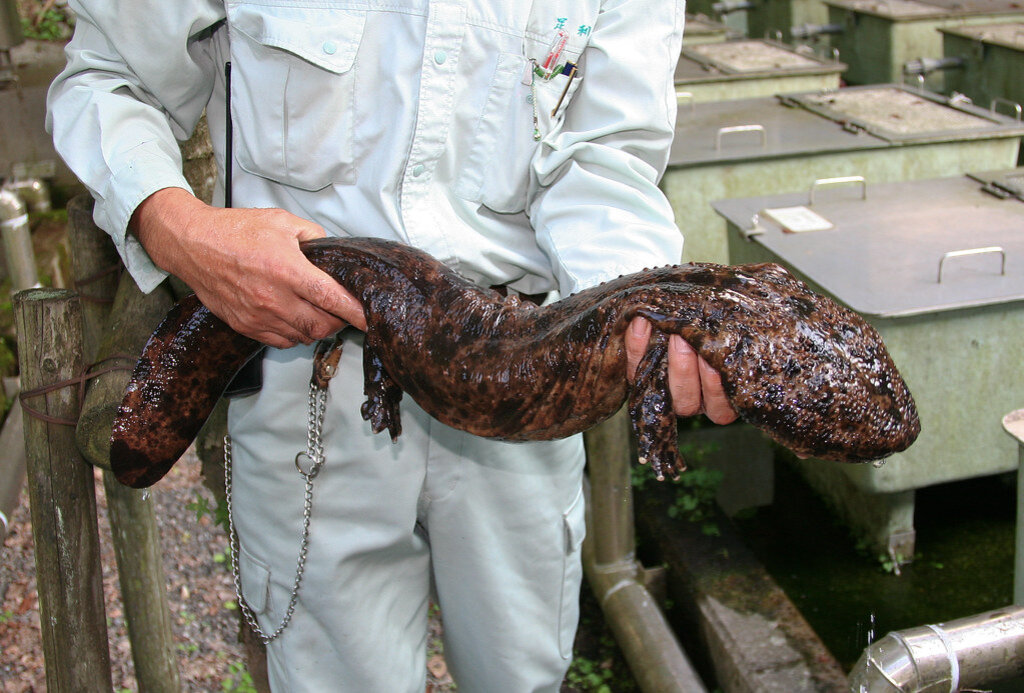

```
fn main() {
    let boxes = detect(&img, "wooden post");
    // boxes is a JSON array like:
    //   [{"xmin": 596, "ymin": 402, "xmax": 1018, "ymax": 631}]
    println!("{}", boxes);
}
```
[
  {"xmin": 66, "ymin": 199, "xmax": 181, "ymax": 692},
  {"xmin": 14, "ymin": 288, "xmax": 113, "ymax": 692},
  {"xmin": 66, "ymin": 194, "xmax": 120, "ymax": 359}
]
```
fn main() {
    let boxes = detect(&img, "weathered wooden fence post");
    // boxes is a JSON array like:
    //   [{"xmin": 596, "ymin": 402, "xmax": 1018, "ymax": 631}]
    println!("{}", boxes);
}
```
[
  {"xmin": 66, "ymin": 193, "xmax": 181, "ymax": 692},
  {"xmin": 14, "ymin": 288, "xmax": 112, "ymax": 692},
  {"xmin": 66, "ymin": 194, "xmax": 120, "ymax": 357}
]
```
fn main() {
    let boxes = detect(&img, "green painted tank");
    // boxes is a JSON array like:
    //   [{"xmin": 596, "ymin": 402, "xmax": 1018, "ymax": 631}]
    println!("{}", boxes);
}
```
[
  {"xmin": 819, "ymin": 0, "xmax": 1024, "ymax": 88},
  {"xmin": 748, "ymin": 0, "xmax": 832, "ymax": 43},
  {"xmin": 940, "ymin": 22, "xmax": 1024, "ymax": 121}
]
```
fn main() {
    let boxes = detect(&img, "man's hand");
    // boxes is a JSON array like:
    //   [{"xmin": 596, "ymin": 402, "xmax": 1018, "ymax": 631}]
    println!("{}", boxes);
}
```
[
  {"xmin": 624, "ymin": 316, "xmax": 738, "ymax": 425},
  {"xmin": 131, "ymin": 187, "xmax": 366, "ymax": 349}
]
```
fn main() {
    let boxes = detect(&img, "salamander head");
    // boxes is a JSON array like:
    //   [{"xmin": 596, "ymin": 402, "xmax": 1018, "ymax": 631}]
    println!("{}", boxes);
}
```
[{"xmin": 640, "ymin": 262, "xmax": 921, "ymax": 462}]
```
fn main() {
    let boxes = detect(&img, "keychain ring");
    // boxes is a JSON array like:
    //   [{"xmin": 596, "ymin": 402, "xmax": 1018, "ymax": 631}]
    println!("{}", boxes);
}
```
[{"xmin": 294, "ymin": 451, "xmax": 323, "ymax": 478}]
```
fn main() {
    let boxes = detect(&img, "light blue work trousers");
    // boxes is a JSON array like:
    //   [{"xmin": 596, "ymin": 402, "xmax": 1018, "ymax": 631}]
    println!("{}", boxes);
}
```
[{"xmin": 227, "ymin": 333, "xmax": 587, "ymax": 692}]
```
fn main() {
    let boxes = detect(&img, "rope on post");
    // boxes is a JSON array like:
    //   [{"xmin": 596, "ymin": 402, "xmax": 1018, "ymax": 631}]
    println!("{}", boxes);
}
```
[{"xmin": 17, "ymin": 354, "xmax": 136, "ymax": 426}]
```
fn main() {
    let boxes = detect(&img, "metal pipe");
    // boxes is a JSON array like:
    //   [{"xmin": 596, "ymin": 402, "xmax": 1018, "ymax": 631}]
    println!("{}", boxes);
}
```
[
  {"xmin": 711, "ymin": 0, "xmax": 754, "ymax": 15},
  {"xmin": 0, "ymin": 383, "xmax": 25, "ymax": 545},
  {"xmin": 3, "ymin": 177, "xmax": 52, "ymax": 213},
  {"xmin": 1004, "ymin": 409, "xmax": 1024, "ymax": 605},
  {"xmin": 0, "ymin": 187, "xmax": 40, "ymax": 291},
  {"xmin": 791, "ymin": 23, "xmax": 845, "ymax": 40},
  {"xmin": 583, "ymin": 410, "xmax": 709, "ymax": 693},
  {"xmin": 902, "ymin": 56, "xmax": 966, "ymax": 77},
  {"xmin": 848, "ymin": 606, "xmax": 1024, "ymax": 692}
]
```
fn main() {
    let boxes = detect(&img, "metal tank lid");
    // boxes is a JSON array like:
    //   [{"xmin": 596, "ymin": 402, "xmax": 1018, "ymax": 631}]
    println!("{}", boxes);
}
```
[
  {"xmin": 711, "ymin": 171, "xmax": 1024, "ymax": 317},
  {"xmin": 675, "ymin": 39, "xmax": 846, "ymax": 82},
  {"xmin": 940, "ymin": 20, "xmax": 1024, "ymax": 50},
  {"xmin": 968, "ymin": 168, "xmax": 1024, "ymax": 199},
  {"xmin": 682, "ymin": 13, "xmax": 740, "ymax": 40},
  {"xmin": 781, "ymin": 85, "xmax": 1024, "ymax": 143},
  {"xmin": 823, "ymin": 0, "xmax": 1024, "ymax": 19},
  {"xmin": 667, "ymin": 85, "xmax": 1024, "ymax": 165}
]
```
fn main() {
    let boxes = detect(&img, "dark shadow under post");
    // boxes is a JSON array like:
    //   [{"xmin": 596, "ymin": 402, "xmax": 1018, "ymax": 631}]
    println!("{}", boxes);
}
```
[
  {"xmin": 14, "ymin": 288, "xmax": 112, "ymax": 692},
  {"xmin": 66, "ymin": 195, "xmax": 181, "ymax": 692},
  {"xmin": 583, "ymin": 408, "xmax": 708, "ymax": 693}
]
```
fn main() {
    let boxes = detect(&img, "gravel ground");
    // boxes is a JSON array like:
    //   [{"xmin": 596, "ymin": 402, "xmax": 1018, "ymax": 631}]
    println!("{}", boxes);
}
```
[
  {"xmin": 1, "ymin": 451, "xmax": 255, "ymax": 691},
  {"xmin": 0, "ymin": 448, "xmax": 453, "ymax": 691}
]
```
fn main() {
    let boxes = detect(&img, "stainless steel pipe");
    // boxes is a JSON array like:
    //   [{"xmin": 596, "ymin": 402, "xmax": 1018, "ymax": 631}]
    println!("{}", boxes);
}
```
[
  {"xmin": 849, "ymin": 606, "xmax": 1024, "ymax": 692},
  {"xmin": 0, "ymin": 187, "xmax": 40, "ymax": 291},
  {"xmin": 3, "ymin": 177, "xmax": 52, "ymax": 213}
]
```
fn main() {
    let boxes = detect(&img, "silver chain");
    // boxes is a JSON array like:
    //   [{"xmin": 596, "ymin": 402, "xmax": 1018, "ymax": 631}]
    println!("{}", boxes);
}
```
[{"xmin": 225, "ymin": 379, "xmax": 328, "ymax": 644}]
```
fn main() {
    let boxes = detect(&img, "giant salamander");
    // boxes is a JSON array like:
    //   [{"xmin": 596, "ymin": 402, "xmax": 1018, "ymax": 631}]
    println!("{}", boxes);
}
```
[{"xmin": 111, "ymin": 236, "xmax": 920, "ymax": 488}]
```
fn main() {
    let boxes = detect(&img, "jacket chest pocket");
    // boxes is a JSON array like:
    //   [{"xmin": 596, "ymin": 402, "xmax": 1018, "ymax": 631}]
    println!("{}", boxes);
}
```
[
  {"xmin": 454, "ymin": 49, "xmax": 584, "ymax": 215},
  {"xmin": 227, "ymin": 3, "xmax": 365, "ymax": 191}
]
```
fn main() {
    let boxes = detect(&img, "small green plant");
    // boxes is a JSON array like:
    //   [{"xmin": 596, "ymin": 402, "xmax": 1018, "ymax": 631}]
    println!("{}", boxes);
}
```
[
  {"xmin": 852, "ymin": 537, "xmax": 913, "ymax": 575},
  {"xmin": 879, "ymin": 548, "xmax": 910, "ymax": 576},
  {"xmin": 0, "ymin": 608, "xmax": 14, "ymax": 623},
  {"xmin": 565, "ymin": 654, "xmax": 615, "ymax": 692},
  {"xmin": 221, "ymin": 661, "xmax": 257, "ymax": 693},
  {"xmin": 667, "ymin": 465, "xmax": 724, "ymax": 536},
  {"xmin": 186, "ymin": 494, "xmax": 211, "ymax": 520},
  {"xmin": 178, "ymin": 609, "xmax": 196, "ymax": 627},
  {"xmin": 186, "ymin": 491, "xmax": 229, "ymax": 530},
  {"xmin": 21, "ymin": 8, "xmax": 74, "ymax": 41}
]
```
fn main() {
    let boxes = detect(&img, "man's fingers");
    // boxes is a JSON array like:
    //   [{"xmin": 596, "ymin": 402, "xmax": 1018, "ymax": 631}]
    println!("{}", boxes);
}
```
[
  {"xmin": 667, "ymin": 335, "xmax": 703, "ymax": 417},
  {"xmin": 624, "ymin": 317, "xmax": 651, "ymax": 382},
  {"xmin": 290, "ymin": 215, "xmax": 328, "ymax": 243},
  {"xmin": 300, "ymin": 268, "xmax": 367, "ymax": 331},
  {"xmin": 699, "ymin": 357, "xmax": 739, "ymax": 424}
]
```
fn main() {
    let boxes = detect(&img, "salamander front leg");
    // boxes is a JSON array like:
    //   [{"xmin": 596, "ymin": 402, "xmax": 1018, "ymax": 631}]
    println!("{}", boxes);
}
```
[
  {"xmin": 360, "ymin": 341, "xmax": 403, "ymax": 442},
  {"xmin": 627, "ymin": 331, "xmax": 686, "ymax": 481}
]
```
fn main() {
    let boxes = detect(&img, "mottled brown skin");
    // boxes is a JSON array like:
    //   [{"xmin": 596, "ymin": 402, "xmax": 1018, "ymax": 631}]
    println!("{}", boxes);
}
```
[{"xmin": 111, "ymin": 237, "xmax": 920, "ymax": 488}]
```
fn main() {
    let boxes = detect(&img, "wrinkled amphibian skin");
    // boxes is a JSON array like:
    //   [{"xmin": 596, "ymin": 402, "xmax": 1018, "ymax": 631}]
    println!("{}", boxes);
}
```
[{"xmin": 111, "ymin": 237, "xmax": 920, "ymax": 488}]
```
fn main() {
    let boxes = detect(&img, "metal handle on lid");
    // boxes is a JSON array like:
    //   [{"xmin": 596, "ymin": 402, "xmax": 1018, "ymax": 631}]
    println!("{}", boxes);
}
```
[
  {"xmin": 676, "ymin": 91, "xmax": 696, "ymax": 114},
  {"xmin": 991, "ymin": 97, "xmax": 1023, "ymax": 121},
  {"xmin": 937, "ymin": 247, "xmax": 1006, "ymax": 283},
  {"xmin": 715, "ymin": 124, "xmax": 766, "ymax": 151},
  {"xmin": 809, "ymin": 175, "xmax": 866, "ymax": 204},
  {"xmin": 743, "ymin": 213, "xmax": 765, "ymax": 240}
]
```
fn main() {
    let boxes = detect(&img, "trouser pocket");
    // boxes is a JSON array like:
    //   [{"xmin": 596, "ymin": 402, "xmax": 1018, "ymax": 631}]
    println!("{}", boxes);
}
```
[
  {"xmin": 558, "ymin": 486, "xmax": 586, "ymax": 659},
  {"xmin": 238, "ymin": 542, "xmax": 275, "ymax": 618}
]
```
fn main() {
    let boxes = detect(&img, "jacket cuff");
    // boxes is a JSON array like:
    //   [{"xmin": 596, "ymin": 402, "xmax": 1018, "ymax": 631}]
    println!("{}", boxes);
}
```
[{"xmin": 94, "ymin": 150, "xmax": 193, "ymax": 293}]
